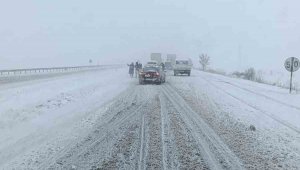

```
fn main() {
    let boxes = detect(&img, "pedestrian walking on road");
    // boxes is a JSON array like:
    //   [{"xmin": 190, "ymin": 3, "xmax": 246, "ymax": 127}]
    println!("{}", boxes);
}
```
[
  {"xmin": 161, "ymin": 63, "xmax": 165, "ymax": 71},
  {"xmin": 135, "ymin": 61, "xmax": 139, "ymax": 78},
  {"xmin": 128, "ymin": 62, "xmax": 134, "ymax": 78},
  {"xmin": 137, "ymin": 63, "xmax": 143, "ymax": 78}
]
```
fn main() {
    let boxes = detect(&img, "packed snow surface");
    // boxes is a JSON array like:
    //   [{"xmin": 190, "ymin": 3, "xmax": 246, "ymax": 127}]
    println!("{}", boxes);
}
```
[{"xmin": 0, "ymin": 68, "xmax": 299, "ymax": 169}]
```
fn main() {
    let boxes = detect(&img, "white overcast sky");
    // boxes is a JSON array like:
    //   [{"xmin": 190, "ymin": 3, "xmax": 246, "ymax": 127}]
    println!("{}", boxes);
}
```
[{"xmin": 0, "ymin": 0, "xmax": 299, "ymax": 71}]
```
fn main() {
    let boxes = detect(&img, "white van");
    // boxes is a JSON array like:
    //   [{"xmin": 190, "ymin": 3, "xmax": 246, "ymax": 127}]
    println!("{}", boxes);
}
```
[{"xmin": 174, "ymin": 60, "xmax": 192, "ymax": 76}]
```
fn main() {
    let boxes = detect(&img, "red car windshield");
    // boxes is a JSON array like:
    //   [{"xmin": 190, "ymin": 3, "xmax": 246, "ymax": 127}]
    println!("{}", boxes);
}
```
[{"xmin": 143, "ymin": 67, "xmax": 159, "ymax": 72}]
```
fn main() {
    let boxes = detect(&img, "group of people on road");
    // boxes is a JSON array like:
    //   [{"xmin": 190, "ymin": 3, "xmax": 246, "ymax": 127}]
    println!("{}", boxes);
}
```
[{"xmin": 128, "ymin": 61, "xmax": 143, "ymax": 78}]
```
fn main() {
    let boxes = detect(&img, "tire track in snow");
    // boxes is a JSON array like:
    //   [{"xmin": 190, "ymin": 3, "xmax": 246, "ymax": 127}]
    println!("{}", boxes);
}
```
[
  {"xmin": 54, "ymin": 85, "xmax": 158, "ymax": 170},
  {"xmin": 98, "ymin": 89, "xmax": 164, "ymax": 170},
  {"xmin": 59, "ymin": 102, "xmax": 147, "ymax": 169},
  {"xmin": 138, "ymin": 111, "xmax": 146, "ymax": 170},
  {"xmin": 159, "ymin": 93, "xmax": 177, "ymax": 169},
  {"xmin": 161, "ymin": 83, "xmax": 245, "ymax": 170},
  {"xmin": 158, "ymin": 93, "xmax": 167, "ymax": 170},
  {"xmin": 96, "ymin": 86, "xmax": 156, "ymax": 170},
  {"xmin": 40, "ymin": 87, "xmax": 144, "ymax": 169},
  {"xmin": 171, "ymin": 76, "xmax": 300, "ymax": 169},
  {"xmin": 161, "ymin": 94, "xmax": 211, "ymax": 169},
  {"xmin": 162, "ymin": 85, "xmax": 218, "ymax": 170}
]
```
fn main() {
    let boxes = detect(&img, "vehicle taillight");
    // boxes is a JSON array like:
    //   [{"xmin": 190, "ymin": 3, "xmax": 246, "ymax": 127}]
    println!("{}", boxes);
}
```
[{"xmin": 156, "ymin": 72, "xmax": 160, "ymax": 76}]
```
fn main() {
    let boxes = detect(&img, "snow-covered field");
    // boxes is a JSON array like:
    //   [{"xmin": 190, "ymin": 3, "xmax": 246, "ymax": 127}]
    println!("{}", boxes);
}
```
[{"xmin": 0, "ymin": 68, "xmax": 299, "ymax": 169}]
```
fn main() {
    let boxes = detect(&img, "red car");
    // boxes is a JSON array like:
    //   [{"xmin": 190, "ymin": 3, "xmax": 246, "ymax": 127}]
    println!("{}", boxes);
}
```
[{"xmin": 139, "ymin": 66, "xmax": 166, "ymax": 85}]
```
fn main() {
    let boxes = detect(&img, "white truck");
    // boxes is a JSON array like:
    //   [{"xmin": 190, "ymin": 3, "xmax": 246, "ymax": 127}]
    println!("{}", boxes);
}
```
[
  {"xmin": 150, "ymin": 53, "xmax": 162, "ymax": 65},
  {"xmin": 166, "ymin": 54, "xmax": 176, "ymax": 69},
  {"xmin": 174, "ymin": 60, "xmax": 192, "ymax": 76}
]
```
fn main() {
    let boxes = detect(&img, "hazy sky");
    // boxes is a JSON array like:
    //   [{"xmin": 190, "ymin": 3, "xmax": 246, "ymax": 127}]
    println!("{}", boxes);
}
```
[{"xmin": 0, "ymin": 0, "xmax": 299, "ymax": 71}]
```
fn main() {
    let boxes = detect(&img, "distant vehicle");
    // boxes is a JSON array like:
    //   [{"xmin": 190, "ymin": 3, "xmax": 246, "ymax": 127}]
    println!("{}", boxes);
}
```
[
  {"xmin": 139, "ymin": 66, "xmax": 166, "ymax": 85},
  {"xmin": 145, "ymin": 61, "xmax": 158, "ymax": 67},
  {"xmin": 174, "ymin": 60, "xmax": 192, "ymax": 76},
  {"xmin": 165, "ymin": 61, "xmax": 173, "ymax": 70},
  {"xmin": 150, "ymin": 53, "xmax": 163, "ymax": 65},
  {"xmin": 166, "ymin": 54, "xmax": 176, "ymax": 68}
]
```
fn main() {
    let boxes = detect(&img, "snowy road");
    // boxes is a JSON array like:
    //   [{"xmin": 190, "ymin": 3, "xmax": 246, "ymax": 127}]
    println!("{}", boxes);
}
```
[{"xmin": 1, "ymin": 69, "xmax": 300, "ymax": 169}]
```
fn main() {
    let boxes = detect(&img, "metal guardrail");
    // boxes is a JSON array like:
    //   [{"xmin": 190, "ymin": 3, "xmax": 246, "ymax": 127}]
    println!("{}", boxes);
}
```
[{"xmin": 0, "ymin": 64, "xmax": 124, "ymax": 76}]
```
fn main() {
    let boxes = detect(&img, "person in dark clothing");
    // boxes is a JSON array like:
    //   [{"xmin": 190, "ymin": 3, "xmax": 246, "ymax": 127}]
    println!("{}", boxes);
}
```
[
  {"xmin": 135, "ymin": 61, "xmax": 139, "ymax": 68},
  {"xmin": 135, "ymin": 61, "xmax": 140, "ymax": 78},
  {"xmin": 128, "ymin": 62, "xmax": 134, "ymax": 78},
  {"xmin": 161, "ymin": 63, "xmax": 165, "ymax": 71},
  {"xmin": 137, "ymin": 63, "xmax": 143, "ymax": 78}
]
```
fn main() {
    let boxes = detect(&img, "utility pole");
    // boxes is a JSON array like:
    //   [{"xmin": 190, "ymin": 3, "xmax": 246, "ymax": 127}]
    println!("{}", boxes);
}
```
[
  {"xmin": 290, "ymin": 57, "xmax": 294, "ymax": 94},
  {"xmin": 238, "ymin": 44, "xmax": 242, "ymax": 71}
]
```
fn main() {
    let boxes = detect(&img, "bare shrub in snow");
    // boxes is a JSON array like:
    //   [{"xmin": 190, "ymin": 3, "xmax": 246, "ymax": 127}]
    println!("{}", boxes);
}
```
[
  {"xmin": 232, "ymin": 71, "xmax": 244, "ymax": 78},
  {"xmin": 244, "ymin": 68, "xmax": 256, "ymax": 81},
  {"xmin": 199, "ymin": 54, "xmax": 210, "ymax": 71},
  {"xmin": 249, "ymin": 125, "xmax": 256, "ymax": 131},
  {"xmin": 255, "ymin": 70, "xmax": 264, "ymax": 83}
]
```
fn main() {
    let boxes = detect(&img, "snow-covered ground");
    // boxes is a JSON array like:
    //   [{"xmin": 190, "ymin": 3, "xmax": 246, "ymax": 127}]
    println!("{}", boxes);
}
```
[
  {"xmin": 195, "ymin": 70, "xmax": 300, "ymax": 131},
  {"xmin": 258, "ymin": 70, "xmax": 300, "ymax": 90},
  {"xmin": 170, "ymin": 70, "xmax": 300, "ymax": 169},
  {"xmin": 0, "ymin": 68, "xmax": 134, "ymax": 169},
  {"xmin": 0, "ymin": 68, "xmax": 299, "ymax": 169}
]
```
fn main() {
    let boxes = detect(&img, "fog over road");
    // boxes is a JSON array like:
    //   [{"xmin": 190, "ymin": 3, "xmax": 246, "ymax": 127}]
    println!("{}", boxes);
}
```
[{"xmin": 1, "ymin": 68, "xmax": 299, "ymax": 169}]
